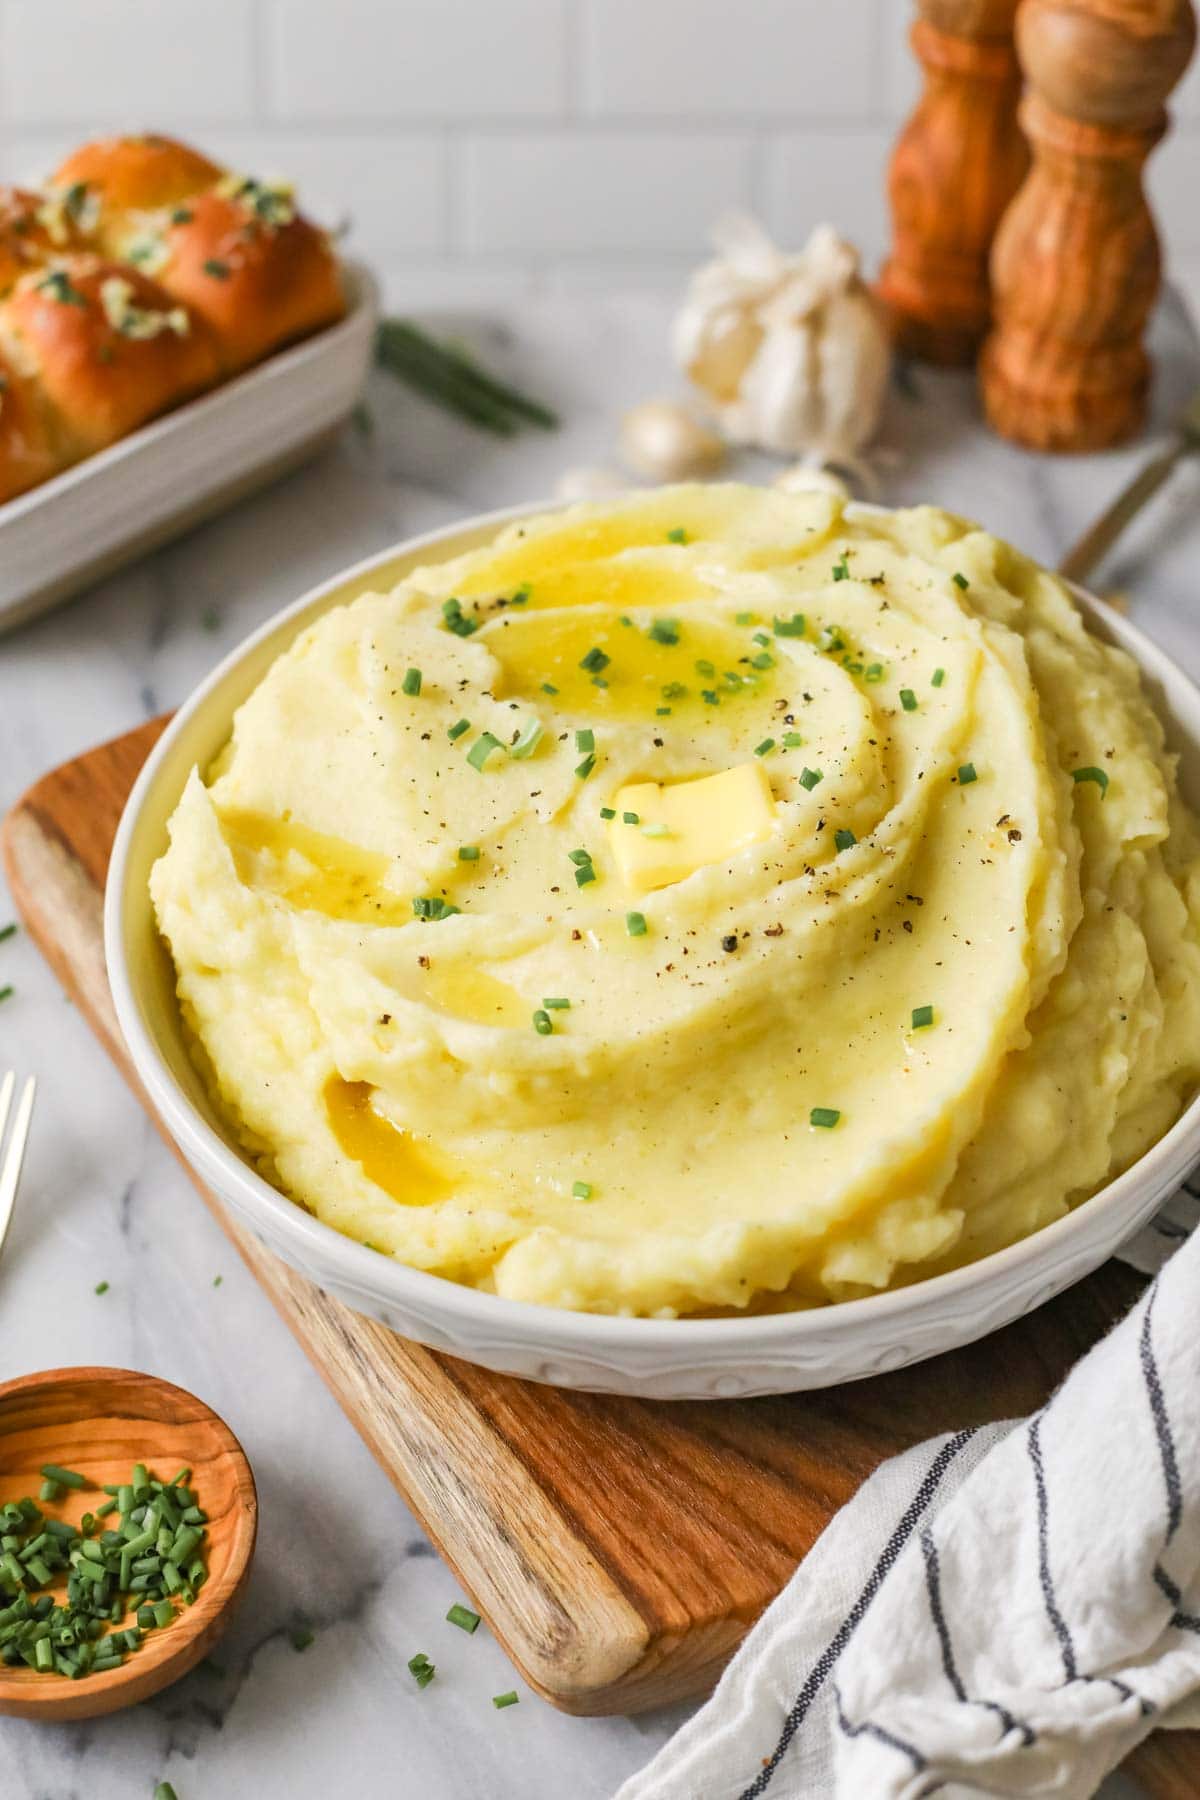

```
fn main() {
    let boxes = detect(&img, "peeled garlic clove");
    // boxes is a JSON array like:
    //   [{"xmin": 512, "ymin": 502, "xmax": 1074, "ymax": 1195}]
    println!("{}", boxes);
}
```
[
  {"xmin": 774, "ymin": 463, "xmax": 850, "ymax": 500},
  {"xmin": 554, "ymin": 465, "xmax": 631, "ymax": 502},
  {"xmin": 619, "ymin": 401, "xmax": 726, "ymax": 483}
]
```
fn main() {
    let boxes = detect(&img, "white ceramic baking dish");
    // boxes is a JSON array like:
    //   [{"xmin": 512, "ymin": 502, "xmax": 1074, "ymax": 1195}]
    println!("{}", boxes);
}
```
[
  {"xmin": 0, "ymin": 259, "xmax": 378, "ymax": 636},
  {"xmin": 103, "ymin": 502, "xmax": 1200, "ymax": 1398}
]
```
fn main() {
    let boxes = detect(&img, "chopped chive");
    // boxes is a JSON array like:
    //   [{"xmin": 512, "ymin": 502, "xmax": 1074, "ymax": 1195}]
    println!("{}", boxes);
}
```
[
  {"xmin": 899, "ymin": 689, "xmax": 918, "ymax": 712},
  {"xmin": 290, "ymin": 1627, "xmax": 315, "ymax": 1652},
  {"xmin": 575, "ymin": 863, "xmax": 597, "ymax": 887},
  {"xmin": 0, "ymin": 986, "xmax": 15, "ymax": 1004},
  {"xmin": 736, "ymin": 611, "xmax": 756, "ymax": 626},
  {"xmin": 542, "ymin": 997, "xmax": 570, "ymax": 1010},
  {"xmin": 661, "ymin": 681, "xmax": 687, "ymax": 700},
  {"xmin": 701, "ymin": 689, "xmax": 720, "ymax": 705},
  {"xmin": 754, "ymin": 739, "xmax": 776, "ymax": 757},
  {"xmin": 834, "ymin": 828, "xmax": 857, "ymax": 852},
  {"xmin": 832, "ymin": 553, "xmax": 851, "ymax": 581},
  {"xmin": 154, "ymin": 1787, "xmax": 178, "ymax": 1800},
  {"xmin": 533, "ymin": 1010, "xmax": 553, "ymax": 1036},
  {"xmin": 622, "ymin": 811, "xmax": 640, "ymax": 825},
  {"xmin": 541, "ymin": 681, "xmax": 558, "ymax": 695},
  {"xmin": 952, "ymin": 572, "xmax": 969, "ymax": 590},
  {"xmin": 568, "ymin": 848, "xmax": 592, "ymax": 866},
  {"xmin": 447, "ymin": 1602, "xmax": 481, "ymax": 1633},
  {"xmin": 666, "ymin": 527, "xmax": 689, "ymax": 544},
  {"xmin": 510, "ymin": 718, "xmax": 543, "ymax": 759},
  {"xmin": 0, "ymin": 923, "xmax": 15, "ymax": 943},
  {"xmin": 401, "ymin": 667, "xmax": 422, "ymax": 697},
  {"xmin": 493, "ymin": 1690, "xmax": 520, "ymax": 1709},
  {"xmin": 575, "ymin": 728, "xmax": 594, "ymax": 753},
  {"xmin": 1072, "ymin": 765, "xmax": 1109, "ymax": 796},
  {"xmin": 579, "ymin": 646, "xmax": 610, "ymax": 673},
  {"xmin": 773, "ymin": 614, "xmax": 806, "ymax": 637},
  {"xmin": 458, "ymin": 845, "xmax": 481, "ymax": 861},
  {"xmin": 441, "ymin": 598, "xmax": 478, "ymax": 638},
  {"xmin": 575, "ymin": 753, "xmax": 596, "ymax": 780},
  {"xmin": 752, "ymin": 630, "xmax": 771, "ymax": 646},
  {"xmin": 40, "ymin": 1465, "xmax": 87, "ymax": 1491},
  {"xmin": 572, "ymin": 1180, "xmax": 592, "ymax": 1200},
  {"xmin": 412, "ymin": 897, "xmax": 460, "ymax": 921},
  {"xmin": 656, "ymin": 706, "xmax": 672, "ymax": 715},
  {"xmin": 694, "ymin": 659, "xmax": 716, "ymax": 677},
  {"xmin": 750, "ymin": 651, "xmax": 774, "ymax": 669},
  {"xmin": 467, "ymin": 732, "xmax": 504, "ymax": 771},
  {"xmin": 931, "ymin": 668, "xmax": 945, "ymax": 687},
  {"xmin": 810, "ymin": 1107, "xmax": 841, "ymax": 1129},
  {"xmin": 911, "ymin": 1004, "xmax": 935, "ymax": 1029},
  {"xmin": 865, "ymin": 663, "xmax": 884, "ymax": 683},
  {"xmin": 782, "ymin": 732, "xmax": 804, "ymax": 748},
  {"xmin": 957, "ymin": 762, "xmax": 977, "ymax": 785},
  {"xmin": 799, "ymin": 767, "xmax": 823, "ymax": 791},
  {"xmin": 600, "ymin": 807, "xmax": 615, "ymax": 820},
  {"xmin": 625, "ymin": 912, "xmax": 647, "ymax": 937},
  {"xmin": 408, "ymin": 1652, "xmax": 436, "ymax": 1689},
  {"xmin": 447, "ymin": 718, "xmax": 470, "ymax": 741},
  {"xmin": 39, "ymin": 1479, "xmax": 62, "ymax": 1503},
  {"xmin": 94, "ymin": 1281, "xmax": 109, "ymax": 1295},
  {"xmin": 648, "ymin": 618, "xmax": 680, "ymax": 645}
]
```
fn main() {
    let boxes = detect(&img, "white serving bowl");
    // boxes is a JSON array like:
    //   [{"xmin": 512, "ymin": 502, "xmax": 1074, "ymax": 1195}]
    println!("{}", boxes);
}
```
[{"xmin": 104, "ymin": 504, "xmax": 1200, "ymax": 1399}]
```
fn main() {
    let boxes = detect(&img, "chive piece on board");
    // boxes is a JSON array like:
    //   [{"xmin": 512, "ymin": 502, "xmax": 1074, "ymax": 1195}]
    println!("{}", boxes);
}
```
[{"xmin": 40, "ymin": 1465, "xmax": 88, "ymax": 1491}]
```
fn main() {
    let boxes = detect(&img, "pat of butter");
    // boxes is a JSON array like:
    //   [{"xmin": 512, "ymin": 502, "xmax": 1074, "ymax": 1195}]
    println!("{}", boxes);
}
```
[{"xmin": 608, "ymin": 763, "xmax": 777, "ymax": 894}]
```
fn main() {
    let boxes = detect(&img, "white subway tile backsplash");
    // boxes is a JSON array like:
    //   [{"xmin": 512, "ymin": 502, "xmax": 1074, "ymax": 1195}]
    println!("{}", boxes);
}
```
[
  {"xmin": 1150, "ymin": 130, "xmax": 1200, "ymax": 256},
  {"xmin": 265, "ymin": 0, "xmax": 569, "ymax": 121},
  {"xmin": 763, "ymin": 129, "xmax": 894, "ymax": 263},
  {"xmin": 580, "ymin": 0, "xmax": 879, "ymax": 120},
  {"xmin": 460, "ymin": 132, "xmax": 754, "ymax": 255},
  {"xmin": 0, "ymin": 0, "xmax": 255, "ymax": 124}
]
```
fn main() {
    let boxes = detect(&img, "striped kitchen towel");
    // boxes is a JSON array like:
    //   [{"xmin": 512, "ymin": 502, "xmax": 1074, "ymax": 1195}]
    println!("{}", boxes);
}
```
[{"xmin": 616, "ymin": 1185, "xmax": 1200, "ymax": 1800}]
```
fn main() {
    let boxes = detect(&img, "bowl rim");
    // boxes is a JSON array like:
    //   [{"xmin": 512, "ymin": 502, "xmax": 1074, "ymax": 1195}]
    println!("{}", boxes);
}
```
[{"xmin": 104, "ymin": 496, "xmax": 1200, "ymax": 1352}]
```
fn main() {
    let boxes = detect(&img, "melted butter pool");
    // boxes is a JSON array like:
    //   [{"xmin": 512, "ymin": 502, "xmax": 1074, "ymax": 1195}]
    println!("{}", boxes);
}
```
[
  {"xmin": 220, "ymin": 810, "xmax": 411, "ymax": 924},
  {"xmin": 324, "ymin": 1077, "xmax": 452, "ymax": 1206}
]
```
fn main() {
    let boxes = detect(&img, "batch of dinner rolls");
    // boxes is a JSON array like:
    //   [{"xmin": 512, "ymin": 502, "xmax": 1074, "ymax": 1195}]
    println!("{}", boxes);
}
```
[{"xmin": 0, "ymin": 133, "xmax": 345, "ymax": 505}]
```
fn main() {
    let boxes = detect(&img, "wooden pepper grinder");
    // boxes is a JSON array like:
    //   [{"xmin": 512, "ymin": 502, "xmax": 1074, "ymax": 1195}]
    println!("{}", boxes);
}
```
[
  {"xmin": 877, "ymin": 0, "xmax": 1028, "ymax": 365},
  {"xmin": 980, "ymin": 0, "xmax": 1196, "ymax": 451}
]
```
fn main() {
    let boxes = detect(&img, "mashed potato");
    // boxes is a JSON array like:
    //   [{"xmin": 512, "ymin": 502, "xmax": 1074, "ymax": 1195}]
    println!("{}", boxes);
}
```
[{"xmin": 150, "ymin": 485, "xmax": 1200, "ymax": 1315}]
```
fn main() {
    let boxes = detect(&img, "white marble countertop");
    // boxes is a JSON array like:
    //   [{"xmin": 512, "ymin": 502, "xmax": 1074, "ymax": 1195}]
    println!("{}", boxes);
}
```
[{"xmin": 2, "ymin": 290, "xmax": 1200, "ymax": 1800}]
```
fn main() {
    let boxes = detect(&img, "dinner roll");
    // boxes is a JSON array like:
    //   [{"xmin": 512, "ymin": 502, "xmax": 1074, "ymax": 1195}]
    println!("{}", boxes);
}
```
[
  {"xmin": 50, "ymin": 134, "xmax": 222, "ymax": 253},
  {"xmin": 0, "ymin": 256, "xmax": 220, "ymax": 459},
  {"xmin": 0, "ymin": 346, "xmax": 60, "ymax": 502},
  {"xmin": 0, "ymin": 186, "xmax": 85, "ymax": 297},
  {"xmin": 150, "ymin": 183, "xmax": 345, "ymax": 372}
]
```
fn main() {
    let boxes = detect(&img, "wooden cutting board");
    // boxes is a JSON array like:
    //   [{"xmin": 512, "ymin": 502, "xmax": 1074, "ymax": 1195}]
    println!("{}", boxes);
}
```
[{"xmin": 3, "ymin": 720, "xmax": 1196, "ymax": 1792}]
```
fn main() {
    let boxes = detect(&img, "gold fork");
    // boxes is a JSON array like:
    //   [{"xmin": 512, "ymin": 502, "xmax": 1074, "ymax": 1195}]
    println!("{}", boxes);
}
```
[
  {"xmin": 0, "ymin": 1071, "xmax": 36, "ymax": 1263},
  {"xmin": 1058, "ymin": 388, "xmax": 1200, "ymax": 585}
]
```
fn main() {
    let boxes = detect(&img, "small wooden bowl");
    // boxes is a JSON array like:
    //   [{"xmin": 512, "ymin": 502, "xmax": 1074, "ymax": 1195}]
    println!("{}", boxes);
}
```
[{"xmin": 0, "ymin": 1366, "xmax": 257, "ymax": 1720}]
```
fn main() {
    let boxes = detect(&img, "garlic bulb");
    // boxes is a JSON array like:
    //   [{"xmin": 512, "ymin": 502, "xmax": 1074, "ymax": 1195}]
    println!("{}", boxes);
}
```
[
  {"xmin": 554, "ymin": 465, "xmax": 631, "ymax": 503},
  {"xmin": 673, "ymin": 216, "xmax": 890, "ymax": 465},
  {"xmin": 774, "ymin": 463, "xmax": 851, "ymax": 501},
  {"xmin": 618, "ymin": 401, "xmax": 726, "ymax": 483}
]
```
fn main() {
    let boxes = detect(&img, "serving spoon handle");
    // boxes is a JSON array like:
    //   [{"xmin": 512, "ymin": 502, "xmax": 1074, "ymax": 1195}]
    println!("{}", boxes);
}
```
[{"xmin": 1057, "ymin": 390, "xmax": 1200, "ymax": 585}]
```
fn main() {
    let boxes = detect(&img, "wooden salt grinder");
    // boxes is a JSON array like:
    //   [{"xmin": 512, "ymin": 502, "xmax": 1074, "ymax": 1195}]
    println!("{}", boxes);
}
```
[
  {"xmin": 877, "ymin": 0, "xmax": 1028, "ymax": 365},
  {"xmin": 980, "ymin": 0, "xmax": 1197, "ymax": 452}
]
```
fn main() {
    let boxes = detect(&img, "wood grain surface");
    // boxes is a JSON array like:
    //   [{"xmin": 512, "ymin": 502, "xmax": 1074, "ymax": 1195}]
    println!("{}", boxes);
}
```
[
  {"xmin": 0, "ymin": 1366, "xmax": 256, "ymax": 1722},
  {"xmin": 2, "ymin": 719, "xmax": 1196, "ymax": 1789}
]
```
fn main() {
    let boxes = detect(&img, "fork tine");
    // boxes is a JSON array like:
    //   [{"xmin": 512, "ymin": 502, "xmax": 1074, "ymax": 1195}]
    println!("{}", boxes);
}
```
[
  {"xmin": 0, "ymin": 1071, "xmax": 13, "ymax": 1146},
  {"xmin": 0, "ymin": 1075, "xmax": 35, "ymax": 1262}
]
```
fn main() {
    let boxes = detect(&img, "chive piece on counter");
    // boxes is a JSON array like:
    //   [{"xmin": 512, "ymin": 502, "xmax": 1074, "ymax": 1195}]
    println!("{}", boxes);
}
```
[
  {"xmin": 0, "ymin": 987, "xmax": 14, "ymax": 1004},
  {"xmin": 754, "ymin": 739, "xmax": 775, "ymax": 757},
  {"xmin": 666, "ymin": 527, "xmax": 688, "ymax": 544},
  {"xmin": 533, "ymin": 1010, "xmax": 553, "ymax": 1036},
  {"xmin": 649, "ymin": 618, "xmax": 680, "ymax": 645},
  {"xmin": 467, "ymin": 732, "xmax": 504, "ymax": 771},
  {"xmin": 773, "ymin": 614, "xmax": 806, "ymax": 638},
  {"xmin": 401, "ymin": 667, "xmax": 423, "ymax": 697},
  {"xmin": 0, "ymin": 923, "xmax": 15, "ymax": 943},
  {"xmin": 579, "ymin": 647, "xmax": 610, "ymax": 674},
  {"xmin": 575, "ymin": 753, "xmax": 596, "ymax": 780},
  {"xmin": 834, "ymin": 829, "xmax": 857, "ymax": 852},
  {"xmin": 408, "ymin": 1652, "xmax": 436, "ymax": 1689},
  {"xmin": 1073, "ymin": 765, "xmax": 1109, "ymax": 796},
  {"xmin": 542, "ymin": 997, "xmax": 570, "ymax": 1010},
  {"xmin": 94, "ymin": 1281, "xmax": 109, "ymax": 1295},
  {"xmin": 572, "ymin": 1180, "xmax": 593, "ymax": 1200},
  {"xmin": 40, "ymin": 1465, "xmax": 87, "ymax": 1491},
  {"xmin": 622, "ymin": 811, "xmax": 640, "ymax": 825},
  {"xmin": 447, "ymin": 1603, "xmax": 481, "ymax": 1633},
  {"xmin": 957, "ymin": 762, "xmax": 977, "ymax": 785},
  {"xmin": 625, "ymin": 911, "xmax": 647, "ymax": 937},
  {"xmin": 493, "ymin": 1690, "xmax": 520, "ymax": 1709},
  {"xmin": 810, "ymin": 1107, "xmax": 841, "ymax": 1129},
  {"xmin": 953, "ymin": 572, "xmax": 970, "ymax": 590},
  {"xmin": 931, "ymin": 668, "xmax": 945, "ymax": 687},
  {"xmin": 447, "ymin": 718, "xmax": 470, "ymax": 741},
  {"xmin": 290, "ymin": 1627, "xmax": 315, "ymax": 1652},
  {"xmin": 912, "ymin": 1004, "xmax": 935, "ymax": 1029},
  {"xmin": 154, "ymin": 1786, "xmax": 178, "ymax": 1800},
  {"xmin": 799, "ymin": 768, "xmax": 823, "ymax": 791},
  {"xmin": 510, "ymin": 718, "xmax": 543, "ymax": 759},
  {"xmin": 575, "ymin": 728, "xmax": 594, "ymax": 753},
  {"xmin": 900, "ymin": 689, "xmax": 918, "ymax": 712},
  {"xmin": 458, "ymin": 845, "xmax": 481, "ymax": 861}
]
